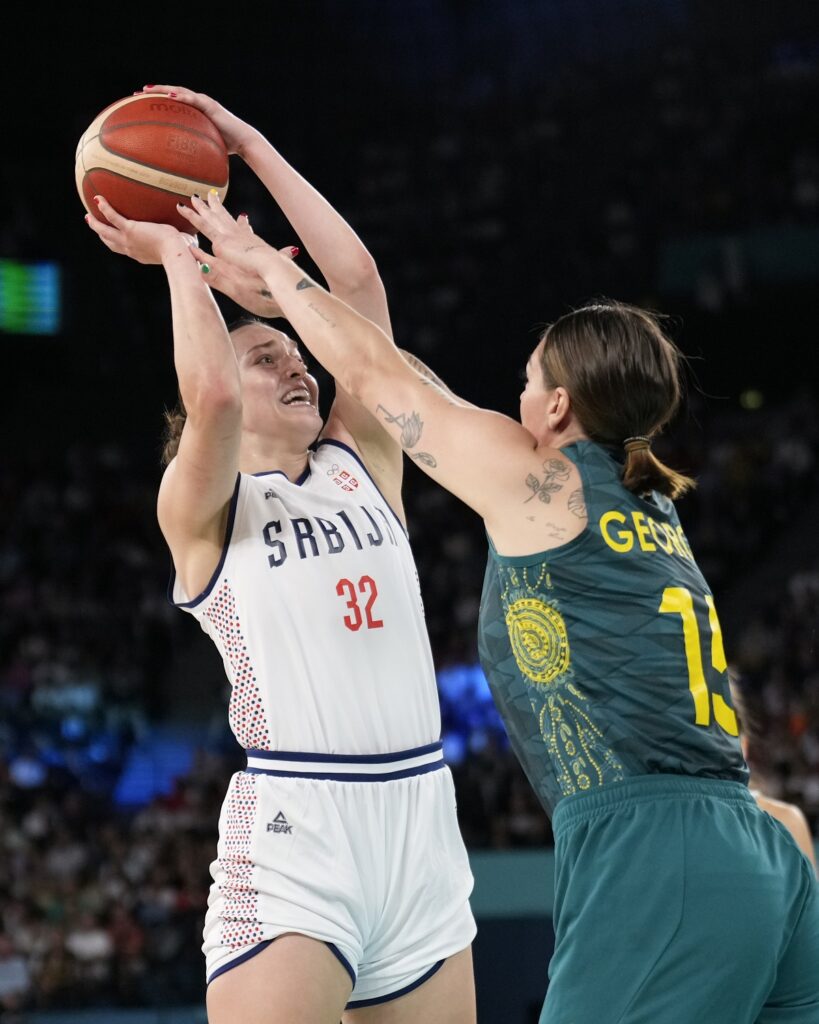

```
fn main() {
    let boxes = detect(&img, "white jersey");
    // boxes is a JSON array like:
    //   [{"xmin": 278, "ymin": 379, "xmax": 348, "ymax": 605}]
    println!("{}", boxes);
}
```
[{"xmin": 171, "ymin": 440, "xmax": 441, "ymax": 755}]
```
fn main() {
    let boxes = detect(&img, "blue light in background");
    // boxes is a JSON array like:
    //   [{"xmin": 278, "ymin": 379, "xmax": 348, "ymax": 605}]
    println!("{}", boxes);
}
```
[{"xmin": 0, "ymin": 259, "xmax": 61, "ymax": 335}]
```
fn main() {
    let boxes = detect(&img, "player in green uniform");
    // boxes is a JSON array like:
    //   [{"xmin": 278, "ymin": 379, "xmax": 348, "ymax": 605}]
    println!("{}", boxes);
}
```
[{"xmin": 178, "ymin": 195, "xmax": 819, "ymax": 1023}]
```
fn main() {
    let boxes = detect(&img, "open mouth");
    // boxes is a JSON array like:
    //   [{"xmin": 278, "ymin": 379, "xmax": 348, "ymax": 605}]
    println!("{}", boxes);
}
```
[{"xmin": 281, "ymin": 386, "xmax": 313, "ymax": 408}]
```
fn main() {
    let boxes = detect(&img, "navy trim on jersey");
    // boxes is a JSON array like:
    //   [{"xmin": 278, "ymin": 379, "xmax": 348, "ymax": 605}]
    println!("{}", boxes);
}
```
[
  {"xmin": 245, "ymin": 741, "xmax": 442, "ymax": 764},
  {"xmin": 327, "ymin": 943, "xmax": 357, "ymax": 988},
  {"xmin": 168, "ymin": 473, "xmax": 242, "ymax": 609},
  {"xmin": 316, "ymin": 439, "xmax": 408, "ymax": 539},
  {"xmin": 245, "ymin": 759, "xmax": 445, "ymax": 783},
  {"xmin": 206, "ymin": 938, "xmax": 274, "ymax": 985},
  {"xmin": 346, "ymin": 959, "xmax": 445, "ymax": 1008},
  {"xmin": 251, "ymin": 464, "xmax": 312, "ymax": 486}
]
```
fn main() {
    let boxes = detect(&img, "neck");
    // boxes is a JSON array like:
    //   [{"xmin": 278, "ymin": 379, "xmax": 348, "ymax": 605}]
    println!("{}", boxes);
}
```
[
  {"xmin": 238, "ymin": 433, "xmax": 312, "ymax": 481},
  {"xmin": 557, "ymin": 425, "xmax": 590, "ymax": 448},
  {"xmin": 541, "ymin": 423, "xmax": 589, "ymax": 450}
]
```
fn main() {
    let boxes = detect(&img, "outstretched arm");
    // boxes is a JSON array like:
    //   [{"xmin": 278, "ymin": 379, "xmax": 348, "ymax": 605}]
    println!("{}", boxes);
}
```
[
  {"xmin": 181, "ymin": 195, "xmax": 542, "ymax": 528},
  {"xmin": 397, "ymin": 350, "xmax": 479, "ymax": 410}
]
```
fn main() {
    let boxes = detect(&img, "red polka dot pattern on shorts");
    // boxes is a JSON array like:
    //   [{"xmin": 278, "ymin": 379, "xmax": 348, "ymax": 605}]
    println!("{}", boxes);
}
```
[
  {"xmin": 205, "ymin": 581, "xmax": 270, "ymax": 750},
  {"xmin": 219, "ymin": 772, "xmax": 264, "ymax": 950}
]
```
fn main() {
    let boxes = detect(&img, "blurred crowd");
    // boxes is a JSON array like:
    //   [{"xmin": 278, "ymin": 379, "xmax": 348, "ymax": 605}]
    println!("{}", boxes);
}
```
[
  {"xmin": 2, "ymin": 386, "xmax": 817, "ymax": 1010},
  {"xmin": 3, "ymin": 12, "xmax": 819, "ymax": 1015}
]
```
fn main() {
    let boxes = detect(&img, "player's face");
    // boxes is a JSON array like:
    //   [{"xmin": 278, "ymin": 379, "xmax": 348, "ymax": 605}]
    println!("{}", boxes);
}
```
[
  {"xmin": 519, "ymin": 340, "xmax": 555, "ymax": 442},
  {"xmin": 232, "ymin": 324, "xmax": 322, "ymax": 440}
]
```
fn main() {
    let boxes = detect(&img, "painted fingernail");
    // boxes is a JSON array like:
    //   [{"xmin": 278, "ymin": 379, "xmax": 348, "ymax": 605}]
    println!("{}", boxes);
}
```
[
  {"xmin": 239, "ymin": 212, "xmax": 249, "ymax": 218},
  {"xmin": 209, "ymin": 188, "xmax": 219, "ymax": 197},
  {"xmin": 169, "ymin": 92, "xmax": 177, "ymax": 98},
  {"xmin": 84, "ymin": 214, "xmax": 90, "ymax": 223},
  {"xmin": 192, "ymin": 193, "xmax": 200, "ymax": 199},
  {"xmin": 290, "ymin": 246, "xmax": 300, "ymax": 257},
  {"xmin": 200, "ymin": 264, "xmax": 211, "ymax": 274},
  {"xmin": 93, "ymin": 196, "xmax": 101, "ymax": 204},
  {"xmin": 144, "ymin": 84, "xmax": 155, "ymax": 89}
]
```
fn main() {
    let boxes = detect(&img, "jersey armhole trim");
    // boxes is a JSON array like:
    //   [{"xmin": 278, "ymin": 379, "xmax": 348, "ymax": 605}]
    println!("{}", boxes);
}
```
[
  {"xmin": 167, "ymin": 473, "xmax": 242, "ymax": 609},
  {"xmin": 316, "ymin": 438, "xmax": 408, "ymax": 539}
]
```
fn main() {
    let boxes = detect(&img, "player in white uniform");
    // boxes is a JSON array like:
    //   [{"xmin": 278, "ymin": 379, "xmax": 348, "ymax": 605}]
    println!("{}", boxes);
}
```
[{"xmin": 86, "ymin": 86, "xmax": 476, "ymax": 1024}]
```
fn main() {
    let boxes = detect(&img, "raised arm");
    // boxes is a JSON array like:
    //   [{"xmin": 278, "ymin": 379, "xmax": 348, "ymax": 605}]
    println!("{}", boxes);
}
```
[
  {"xmin": 397, "ymin": 350, "xmax": 480, "ymax": 410},
  {"xmin": 181, "ymin": 196, "xmax": 560, "ymax": 541},
  {"xmin": 87, "ymin": 197, "xmax": 242, "ymax": 599},
  {"xmin": 141, "ymin": 86, "xmax": 400, "ymax": 503}
]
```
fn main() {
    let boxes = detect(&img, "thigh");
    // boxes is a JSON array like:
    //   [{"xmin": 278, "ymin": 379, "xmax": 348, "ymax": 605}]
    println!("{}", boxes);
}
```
[
  {"xmin": 207, "ymin": 933, "xmax": 352, "ymax": 1024},
  {"xmin": 757, "ymin": 867, "xmax": 819, "ymax": 1024},
  {"xmin": 344, "ymin": 947, "xmax": 476, "ymax": 1024},
  {"xmin": 343, "ymin": 768, "xmax": 475, "ymax": 1007},
  {"xmin": 205, "ymin": 773, "xmax": 364, "ymax": 984},
  {"xmin": 545, "ymin": 796, "xmax": 794, "ymax": 1024}
]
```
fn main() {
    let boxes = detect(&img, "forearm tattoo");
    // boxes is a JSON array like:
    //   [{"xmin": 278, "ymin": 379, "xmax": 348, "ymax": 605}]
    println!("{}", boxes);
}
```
[
  {"xmin": 376, "ymin": 404, "xmax": 424, "ymax": 448},
  {"xmin": 296, "ymin": 278, "xmax": 316, "ymax": 291},
  {"xmin": 259, "ymin": 288, "xmax": 273, "ymax": 299},
  {"xmin": 524, "ymin": 458, "xmax": 571, "ymax": 504},
  {"xmin": 400, "ymin": 350, "xmax": 458, "ymax": 405},
  {"xmin": 412, "ymin": 452, "xmax": 438, "ymax": 468},
  {"xmin": 307, "ymin": 302, "xmax": 336, "ymax": 327}
]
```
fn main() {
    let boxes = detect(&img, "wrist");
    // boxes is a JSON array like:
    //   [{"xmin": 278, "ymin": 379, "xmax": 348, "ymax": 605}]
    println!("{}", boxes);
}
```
[
  {"xmin": 160, "ymin": 240, "xmax": 195, "ymax": 270},
  {"xmin": 234, "ymin": 127, "xmax": 267, "ymax": 163}
]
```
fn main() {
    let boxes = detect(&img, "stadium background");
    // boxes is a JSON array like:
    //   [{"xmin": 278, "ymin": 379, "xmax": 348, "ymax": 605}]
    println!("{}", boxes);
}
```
[{"xmin": 2, "ymin": 2, "xmax": 818, "ymax": 1020}]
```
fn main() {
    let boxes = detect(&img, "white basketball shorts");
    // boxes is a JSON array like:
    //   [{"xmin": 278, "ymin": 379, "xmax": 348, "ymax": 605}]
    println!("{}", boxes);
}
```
[{"xmin": 204, "ymin": 742, "xmax": 476, "ymax": 1008}]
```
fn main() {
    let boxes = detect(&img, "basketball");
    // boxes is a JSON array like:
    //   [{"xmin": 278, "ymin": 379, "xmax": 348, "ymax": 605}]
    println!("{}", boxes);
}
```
[{"xmin": 75, "ymin": 94, "xmax": 229, "ymax": 232}]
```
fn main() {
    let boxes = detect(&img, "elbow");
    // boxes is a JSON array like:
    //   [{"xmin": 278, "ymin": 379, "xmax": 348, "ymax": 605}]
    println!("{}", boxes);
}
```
[
  {"xmin": 339, "ymin": 356, "xmax": 369, "ymax": 402},
  {"xmin": 343, "ymin": 341, "xmax": 393, "ymax": 406},
  {"xmin": 183, "ymin": 379, "xmax": 242, "ymax": 424},
  {"xmin": 329, "ymin": 253, "xmax": 383, "ymax": 298}
]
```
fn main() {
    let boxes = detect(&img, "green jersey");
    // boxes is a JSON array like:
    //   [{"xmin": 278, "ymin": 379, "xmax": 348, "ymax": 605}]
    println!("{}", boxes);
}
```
[{"xmin": 478, "ymin": 440, "xmax": 748, "ymax": 817}]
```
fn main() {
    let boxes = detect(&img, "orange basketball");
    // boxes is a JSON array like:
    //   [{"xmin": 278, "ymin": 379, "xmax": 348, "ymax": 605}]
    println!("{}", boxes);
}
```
[{"xmin": 75, "ymin": 94, "xmax": 229, "ymax": 232}]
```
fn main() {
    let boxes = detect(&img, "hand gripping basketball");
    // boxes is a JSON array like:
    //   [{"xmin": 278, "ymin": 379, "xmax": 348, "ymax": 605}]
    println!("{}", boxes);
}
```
[
  {"xmin": 137, "ymin": 85, "xmax": 256, "ymax": 159},
  {"xmin": 85, "ymin": 195, "xmax": 196, "ymax": 266}
]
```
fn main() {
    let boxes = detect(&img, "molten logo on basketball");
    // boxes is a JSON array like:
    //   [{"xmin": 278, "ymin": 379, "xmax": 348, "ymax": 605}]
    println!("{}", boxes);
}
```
[{"xmin": 149, "ymin": 102, "xmax": 197, "ymax": 116}]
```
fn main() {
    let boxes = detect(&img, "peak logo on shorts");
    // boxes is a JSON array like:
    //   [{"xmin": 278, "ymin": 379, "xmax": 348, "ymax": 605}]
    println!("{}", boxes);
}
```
[{"xmin": 266, "ymin": 811, "xmax": 293, "ymax": 835}]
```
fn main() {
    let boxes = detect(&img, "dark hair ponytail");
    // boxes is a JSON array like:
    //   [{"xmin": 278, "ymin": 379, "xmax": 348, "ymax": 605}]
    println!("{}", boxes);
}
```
[{"xmin": 539, "ymin": 300, "xmax": 695, "ymax": 499}]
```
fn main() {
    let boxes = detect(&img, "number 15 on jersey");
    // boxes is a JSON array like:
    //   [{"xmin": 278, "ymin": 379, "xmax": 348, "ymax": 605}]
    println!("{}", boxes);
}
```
[{"xmin": 659, "ymin": 587, "xmax": 739, "ymax": 737}]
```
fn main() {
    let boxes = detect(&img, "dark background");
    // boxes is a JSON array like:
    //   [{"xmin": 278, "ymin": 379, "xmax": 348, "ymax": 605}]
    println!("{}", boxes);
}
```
[{"xmin": 6, "ymin": 0, "xmax": 819, "ymax": 436}]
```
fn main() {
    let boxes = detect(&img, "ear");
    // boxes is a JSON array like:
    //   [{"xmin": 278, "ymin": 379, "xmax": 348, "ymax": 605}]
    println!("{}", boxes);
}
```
[{"xmin": 545, "ymin": 386, "xmax": 572, "ymax": 432}]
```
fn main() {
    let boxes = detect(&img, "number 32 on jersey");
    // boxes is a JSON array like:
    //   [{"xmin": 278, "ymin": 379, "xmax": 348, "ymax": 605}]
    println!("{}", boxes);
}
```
[
  {"xmin": 336, "ymin": 576, "xmax": 383, "ymax": 632},
  {"xmin": 659, "ymin": 586, "xmax": 739, "ymax": 736}
]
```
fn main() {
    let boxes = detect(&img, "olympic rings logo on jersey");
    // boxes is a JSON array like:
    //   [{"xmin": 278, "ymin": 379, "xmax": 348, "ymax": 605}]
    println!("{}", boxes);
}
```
[{"xmin": 504, "ymin": 597, "xmax": 571, "ymax": 687}]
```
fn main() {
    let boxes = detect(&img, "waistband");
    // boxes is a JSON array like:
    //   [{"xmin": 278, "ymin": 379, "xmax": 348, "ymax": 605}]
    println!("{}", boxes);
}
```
[
  {"xmin": 245, "ymin": 741, "xmax": 445, "ymax": 782},
  {"xmin": 553, "ymin": 774, "xmax": 753, "ymax": 834}
]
